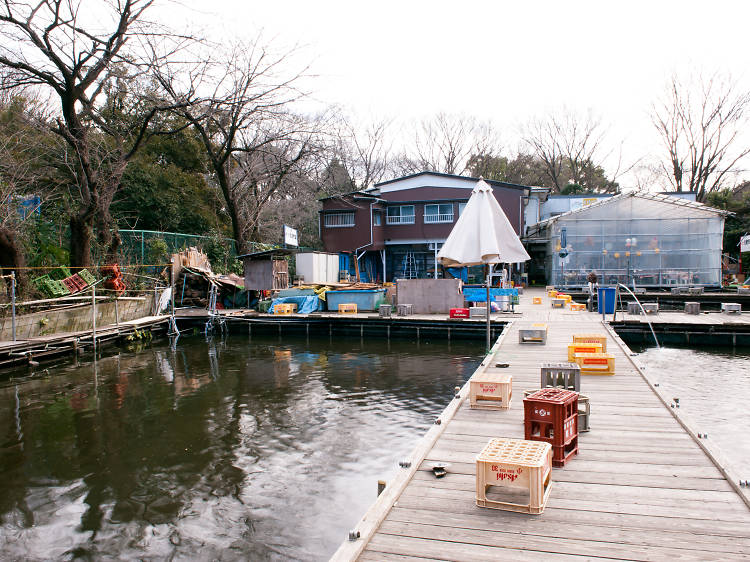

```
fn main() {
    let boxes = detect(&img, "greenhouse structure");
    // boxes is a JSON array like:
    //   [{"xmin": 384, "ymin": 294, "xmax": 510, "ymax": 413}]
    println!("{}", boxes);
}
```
[{"xmin": 526, "ymin": 192, "xmax": 729, "ymax": 289}]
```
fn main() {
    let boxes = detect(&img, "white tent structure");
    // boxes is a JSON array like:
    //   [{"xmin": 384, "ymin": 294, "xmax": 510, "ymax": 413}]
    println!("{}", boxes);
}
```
[{"xmin": 438, "ymin": 178, "xmax": 530, "ymax": 350}]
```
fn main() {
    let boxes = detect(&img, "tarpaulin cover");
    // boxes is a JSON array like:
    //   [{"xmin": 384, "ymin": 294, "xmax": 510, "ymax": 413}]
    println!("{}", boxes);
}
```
[
  {"xmin": 270, "ymin": 296, "xmax": 322, "ymax": 314},
  {"xmin": 463, "ymin": 287, "xmax": 518, "ymax": 302}
]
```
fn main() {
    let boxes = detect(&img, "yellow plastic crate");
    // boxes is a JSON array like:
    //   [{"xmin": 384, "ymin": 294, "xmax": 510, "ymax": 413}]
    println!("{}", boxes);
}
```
[
  {"xmin": 532, "ymin": 297, "xmax": 542, "ymax": 305},
  {"xmin": 569, "ymin": 303, "xmax": 585, "ymax": 311},
  {"xmin": 574, "ymin": 352, "xmax": 615, "ymax": 375},
  {"xmin": 547, "ymin": 290, "xmax": 558, "ymax": 298},
  {"xmin": 338, "ymin": 303, "xmax": 357, "ymax": 314},
  {"xmin": 572, "ymin": 334, "xmax": 607, "ymax": 353},
  {"xmin": 567, "ymin": 342, "xmax": 603, "ymax": 361},
  {"xmin": 273, "ymin": 303, "xmax": 297, "ymax": 315}
]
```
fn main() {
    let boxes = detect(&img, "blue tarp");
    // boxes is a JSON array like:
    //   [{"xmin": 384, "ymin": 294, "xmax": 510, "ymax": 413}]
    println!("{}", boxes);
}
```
[
  {"xmin": 463, "ymin": 287, "xmax": 518, "ymax": 302},
  {"xmin": 270, "ymin": 296, "xmax": 322, "ymax": 314},
  {"xmin": 446, "ymin": 267, "xmax": 468, "ymax": 282}
]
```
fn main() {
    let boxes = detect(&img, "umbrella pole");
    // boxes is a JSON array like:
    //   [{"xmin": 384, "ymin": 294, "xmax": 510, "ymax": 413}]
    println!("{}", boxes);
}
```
[{"xmin": 486, "ymin": 266, "xmax": 491, "ymax": 353}]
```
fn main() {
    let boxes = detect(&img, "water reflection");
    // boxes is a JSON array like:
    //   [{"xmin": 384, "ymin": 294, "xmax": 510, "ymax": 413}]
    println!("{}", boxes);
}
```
[{"xmin": 0, "ymin": 334, "xmax": 482, "ymax": 560}]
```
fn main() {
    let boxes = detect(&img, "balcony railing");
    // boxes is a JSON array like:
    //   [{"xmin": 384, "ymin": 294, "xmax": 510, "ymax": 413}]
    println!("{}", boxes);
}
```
[
  {"xmin": 386, "ymin": 215, "xmax": 415, "ymax": 225},
  {"xmin": 424, "ymin": 213, "xmax": 454, "ymax": 224}
]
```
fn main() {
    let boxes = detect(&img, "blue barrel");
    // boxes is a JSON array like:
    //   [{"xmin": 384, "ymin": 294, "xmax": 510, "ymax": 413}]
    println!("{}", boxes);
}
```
[{"xmin": 597, "ymin": 287, "xmax": 616, "ymax": 314}]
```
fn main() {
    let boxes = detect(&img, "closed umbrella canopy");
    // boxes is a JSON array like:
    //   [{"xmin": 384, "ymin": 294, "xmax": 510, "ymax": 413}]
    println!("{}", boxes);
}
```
[{"xmin": 438, "ymin": 179, "xmax": 530, "ymax": 267}]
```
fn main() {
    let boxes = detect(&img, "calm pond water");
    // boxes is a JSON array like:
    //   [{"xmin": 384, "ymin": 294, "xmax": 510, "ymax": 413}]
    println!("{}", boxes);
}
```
[
  {"xmin": 0, "ymin": 334, "xmax": 483, "ymax": 561},
  {"xmin": 634, "ymin": 345, "xmax": 750, "ymax": 474}
]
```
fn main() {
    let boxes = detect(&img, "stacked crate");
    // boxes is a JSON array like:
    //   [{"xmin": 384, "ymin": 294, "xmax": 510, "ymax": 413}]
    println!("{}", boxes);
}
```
[{"xmin": 523, "ymin": 388, "xmax": 579, "ymax": 468}]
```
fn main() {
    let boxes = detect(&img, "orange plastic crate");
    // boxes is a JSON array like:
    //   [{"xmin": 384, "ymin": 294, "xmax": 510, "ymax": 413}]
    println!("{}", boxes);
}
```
[
  {"xmin": 569, "ymin": 303, "xmax": 585, "ymax": 311},
  {"xmin": 338, "ymin": 303, "xmax": 357, "ymax": 314},
  {"xmin": 572, "ymin": 334, "xmax": 607, "ymax": 353},
  {"xmin": 574, "ymin": 352, "xmax": 615, "ymax": 375},
  {"xmin": 547, "ymin": 290, "xmax": 558, "ymax": 298},
  {"xmin": 532, "ymin": 297, "xmax": 542, "ymax": 305},
  {"xmin": 567, "ymin": 342, "xmax": 603, "ymax": 361},
  {"xmin": 476, "ymin": 438, "xmax": 552, "ymax": 514},
  {"xmin": 470, "ymin": 371, "xmax": 512, "ymax": 410}
]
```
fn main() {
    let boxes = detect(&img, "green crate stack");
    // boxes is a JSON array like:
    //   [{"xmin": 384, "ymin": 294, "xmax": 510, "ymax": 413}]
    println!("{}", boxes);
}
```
[
  {"xmin": 46, "ymin": 279, "xmax": 70, "ymax": 297},
  {"xmin": 33, "ymin": 275, "xmax": 51, "ymax": 293},
  {"xmin": 48, "ymin": 266, "xmax": 72, "ymax": 281},
  {"xmin": 78, "ymin": 269, "xmax": 97, "ymax": 285}
]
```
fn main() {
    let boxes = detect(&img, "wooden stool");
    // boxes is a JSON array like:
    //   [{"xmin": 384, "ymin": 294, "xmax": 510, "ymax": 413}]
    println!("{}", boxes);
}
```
[
  {"xmin": 470, "ymin": 371, "xmax": 512, "ymax": 410},
  {"xmin": 476, "ymin": 438, "xmax": 552, "ymax": 514}
]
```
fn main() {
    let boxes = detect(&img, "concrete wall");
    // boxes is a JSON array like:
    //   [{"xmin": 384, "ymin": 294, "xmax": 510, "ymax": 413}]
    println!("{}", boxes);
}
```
[
  {"xmin": 0, "ymin": 297, "xmax": 152, "ymax": 341},
  {"xmin": 396, "ymin": 279, "xmax": 464, "ymax": 314}
]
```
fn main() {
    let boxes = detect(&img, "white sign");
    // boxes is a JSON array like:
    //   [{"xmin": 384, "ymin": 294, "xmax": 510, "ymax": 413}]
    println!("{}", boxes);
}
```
[
  {"xmin": 283, "ymin": 225, "xmax": 298, "ymax": 247},
  {"xmin": 741, "ymin": 234, "xmax": 750, "ymax": 253}
]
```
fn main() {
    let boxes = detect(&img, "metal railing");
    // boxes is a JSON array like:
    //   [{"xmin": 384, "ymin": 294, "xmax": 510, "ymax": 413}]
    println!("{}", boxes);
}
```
[
  {"xmin": 386, "ymin": 215, "xmax": 415, "ymax": 225},
  {"xmin": 423, "ymin": 213, "xmax": 454, "ymax": 223}
]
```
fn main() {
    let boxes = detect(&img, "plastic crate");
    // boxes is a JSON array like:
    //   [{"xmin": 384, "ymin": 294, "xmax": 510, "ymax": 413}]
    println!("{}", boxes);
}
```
[
  {"xmin": 470, "ymin": 306, "xmax": 487, "ymax": 317},
  {"xmin": 569, "ymin": 303, "xmax": 585, "ymax": 311},
  {"xmin": 532, "ymin": 297, "xmax": 542, "ymax": 305},
  {"xmin": 274, "ymin": 303, "xmax": 297, "ymax": 315},
  {"xmin": 684, "ymin": 302, "xmax": 700, "ymax": 315},
  {"xmin": 642, "ymin": 303, "xmax": 658, "ymax": 314},
  {"xmin": 450, "ymin": 307, "xmax": 470, "ymax": 318},
  {"xmin": 547, "ymin": 290, "xmax": 558, "ymax": 298},
  {"xmin": 47, "ymin": 279, "xmax": 69, "ymax": 297},
  {"xmin": 379, "ymin": 304, "xmax": 392, "ymax": 318},
  {"xmin": 551, "ymin": 298, "xmax": 565, "ymax": 308},
  {"xmin": 721, "ymin": 303, "xmax": 741, "ymax": 314},
  {"xmin": 338, "ymin": 303, "xmax": 357, "ymax": 314},
  {"xmin": 540, "ymin": 362, "xmax": 580, "ymax": 392},
  {"xmin": 525, "ymin": 389, "xmax": 590, "ymax": 433},
  {"xmin": 397, "ymin": 304, "xmax": 413, "ymax": 316},
  {"xmin": 476, "ymin": 438, "xmax": 552, "ymax": 514},
  {"xmin": 470, "ymin": 371, "xmax": 512, "ymax": 410},
  {"xmin": 61, "ymin": 276, "xmax": 81, "ymax": 294},
  {"xmin": 524, "ymin": 388, "xmax": 579, "ymax": 468},
  {"xmin": 519, "ymin": 323, "xmax": 547, "ymax": 344},
  {"xmin": 48, "ymin": 266, "xmax": 72, "ymax": 281},
  {"xmin": 78, "ymin": 269, "xmax": 96, "ymax": 285},
  {"xmin": 572, "ymin": 334, "xmax": 607, "ymax": 353},
  {"xmin": 573, "ymin": 352, "xmax": 615, "ymax": 375},
  {"xmin": 567, "ymin": 342, "xmax": 603, "ymax": 361}
]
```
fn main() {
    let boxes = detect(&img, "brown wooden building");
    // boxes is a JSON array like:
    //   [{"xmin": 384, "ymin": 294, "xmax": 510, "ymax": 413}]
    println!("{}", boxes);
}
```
[{"xmin": 319, "ymin": 172, "xmax": 531, "ymax": 282}]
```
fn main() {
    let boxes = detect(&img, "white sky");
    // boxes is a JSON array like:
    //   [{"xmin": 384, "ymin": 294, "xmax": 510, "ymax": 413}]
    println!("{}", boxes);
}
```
[{"xmin": 179, "ymin": 0, "xmax": 750, "ymax": 187}]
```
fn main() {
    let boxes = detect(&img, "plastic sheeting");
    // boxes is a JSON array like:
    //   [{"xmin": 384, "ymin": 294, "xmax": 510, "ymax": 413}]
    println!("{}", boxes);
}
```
[
  {"xmin": 463, "ymin": 287, "xmax": 518, "ymax": 302},
  {"xmin": 270, "ymin": 296, "xmax": 322, "ymax": 314}
]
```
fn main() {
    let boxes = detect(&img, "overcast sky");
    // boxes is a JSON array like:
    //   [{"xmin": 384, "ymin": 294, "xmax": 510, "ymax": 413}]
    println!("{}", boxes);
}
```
[{"xmin": 183, "ymin": 0, "xmax": 750, "ymax": 187}]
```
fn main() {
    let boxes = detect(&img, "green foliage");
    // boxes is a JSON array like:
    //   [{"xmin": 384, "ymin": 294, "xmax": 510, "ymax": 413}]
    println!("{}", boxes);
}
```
[
  {"xmin": 147, "ymin": 237, "xmax": 169, "ymax": 265},
  {"xmin": 706, "ymin": 188, "xmax": 750, "ymax": 263},
  {"xmin": 201, "ymin": 228, "xmax": 241, "ymax": 274}
]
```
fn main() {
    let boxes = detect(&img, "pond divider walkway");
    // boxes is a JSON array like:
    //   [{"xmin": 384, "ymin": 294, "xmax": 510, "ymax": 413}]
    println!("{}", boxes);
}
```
[{"xmin": 332, "ymin": 288, "xmax": 750, "ymax": 561}]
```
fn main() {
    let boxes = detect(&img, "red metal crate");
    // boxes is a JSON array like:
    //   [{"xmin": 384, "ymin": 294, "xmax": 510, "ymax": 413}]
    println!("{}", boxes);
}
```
[
  {"xmin": 450, "ymin": 308, "xmax": 470, "ymax": 318},
  {"xmin": 523, "ymin": 388, "xmax": 579, "ymax": 468}
]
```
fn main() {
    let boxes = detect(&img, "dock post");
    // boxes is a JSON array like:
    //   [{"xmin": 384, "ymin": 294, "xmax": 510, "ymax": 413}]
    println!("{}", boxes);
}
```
[
  {"xmin": 377, "ymin": 480, "xmax": 386, "ymax": 496},
  {"xmin": 114, "ymin": 297, "xmax": 120, "ymax": 329},
  {"xmin": 92, "ymin": 285, "xmax": 97, "ymax": 354},
  {"xmin": 11, "ymin": 272, "xmax": 16, "ymax": 342}
]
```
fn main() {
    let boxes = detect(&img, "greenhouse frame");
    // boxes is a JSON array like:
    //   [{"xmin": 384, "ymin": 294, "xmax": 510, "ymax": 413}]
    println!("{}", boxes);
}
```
[{"xmin": 527, "ymin": 192, "xmax": 729, "ymax": 289}]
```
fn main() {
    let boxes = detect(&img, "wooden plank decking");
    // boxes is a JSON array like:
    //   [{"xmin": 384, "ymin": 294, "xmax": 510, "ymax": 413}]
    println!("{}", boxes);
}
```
[{"xmin": 333, "ymin": 288, "xmax": 750, "ymax": 561}]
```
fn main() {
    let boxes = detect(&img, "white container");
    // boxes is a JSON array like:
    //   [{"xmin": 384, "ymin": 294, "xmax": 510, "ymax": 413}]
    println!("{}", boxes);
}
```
[{"xmin": 295, "ymin": 252, "xmax": 340, "ymax": 285}]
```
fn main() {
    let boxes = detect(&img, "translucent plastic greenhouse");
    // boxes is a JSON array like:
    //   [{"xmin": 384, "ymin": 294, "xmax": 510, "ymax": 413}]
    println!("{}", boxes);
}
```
[{"xmin": 537, "ymin": 193, "xmax": 727, "ymax": 288}]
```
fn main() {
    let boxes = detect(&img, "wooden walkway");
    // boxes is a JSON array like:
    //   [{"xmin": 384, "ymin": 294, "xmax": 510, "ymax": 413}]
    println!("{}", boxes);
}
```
[{"xmin": 332, "ymin": 288, "xmax": 750, "ymax": 561}]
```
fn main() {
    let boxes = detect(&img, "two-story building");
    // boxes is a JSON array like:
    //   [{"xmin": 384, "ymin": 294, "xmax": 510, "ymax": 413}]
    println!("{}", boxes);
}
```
[{"xmin": 319, "ymin": 172, "xmax": 531, "ymax": 282}]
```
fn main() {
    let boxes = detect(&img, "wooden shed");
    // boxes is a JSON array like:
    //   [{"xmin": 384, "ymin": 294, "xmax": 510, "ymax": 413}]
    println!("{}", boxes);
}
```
[{"xmin": 238, "ymin": 249, "xmax": 295, "ymax": 291}]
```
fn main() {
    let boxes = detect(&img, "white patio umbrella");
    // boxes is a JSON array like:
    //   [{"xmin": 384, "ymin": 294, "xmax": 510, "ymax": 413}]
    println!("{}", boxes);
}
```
[{"xmin": 438, "ymin": 178, "xmax": 530, "ymax": 351}]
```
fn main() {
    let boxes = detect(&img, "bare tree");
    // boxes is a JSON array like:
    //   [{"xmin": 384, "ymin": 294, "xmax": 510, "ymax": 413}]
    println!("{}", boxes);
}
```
[
  {"xmin": 0, "ymin": 0, "xmax": 190, "ymax": 266},
  {"xmin": 522, "ymin": 109, "xmax": 615, "ymax": 192},
  {"xmin": 157, "ymin": 41, "xmax": 326, "ymax": 253},
  {"xmin": 396, "ymin": 113, "xmax": 502, "ymax": 176},
  {"xmin": 336, "ymin": 114, "xmax": 394, "ymax": 187},
  {"xmin": 652, "ymin": 73, "xmax": 750, "ymax": 201}
]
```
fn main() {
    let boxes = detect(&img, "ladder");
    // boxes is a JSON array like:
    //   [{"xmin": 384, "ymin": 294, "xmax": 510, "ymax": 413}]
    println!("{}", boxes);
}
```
[{"xmin": 401, "ymin": 252, "xmax": 417, "ymax": 279}]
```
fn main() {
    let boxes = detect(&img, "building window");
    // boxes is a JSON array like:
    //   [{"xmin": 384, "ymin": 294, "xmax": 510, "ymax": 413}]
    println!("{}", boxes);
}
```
[
  {"xmin": 374, "ymin": 212, "xmax": 382, "ymax": 226},
  {"xmin": 458, "ymin": 202, "xmax": 467, "ymax": 216},
  {"xmin": 387, "ymin": 205, "xmax": 415, "ymax": 224},
  {"xmin": 324, "ymin": 212, "xmax": 355, "ymax": 227},
  {"xmin": 424, "ymin": 203, "xmax": 454, "ymax": 223}
]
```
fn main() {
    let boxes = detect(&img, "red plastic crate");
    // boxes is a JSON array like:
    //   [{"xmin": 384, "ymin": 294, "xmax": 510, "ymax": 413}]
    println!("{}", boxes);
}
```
[
  {"xmin": 450, "ymin": 308, "xmax": 470, "ymax": 318},
  {"xmin": 61, "ymin": 276, "xmax": 81, "ymax": 294},
  {"xmin": 523, "ymin": 388, "xmax": 579, "ymax": 468},
  {"xmin": 69, "ymin": 273, "xmax": 87, "ymax": 291}
]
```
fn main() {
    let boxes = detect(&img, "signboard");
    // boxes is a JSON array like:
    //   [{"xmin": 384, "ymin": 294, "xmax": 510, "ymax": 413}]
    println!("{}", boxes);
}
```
[
  {"xmin": 741, "ymin": 234, "xmax": 750, "ymax": 253},
  {"xmin": 283, "ymin": 225, "xmax": 298, "ymax": 247}
]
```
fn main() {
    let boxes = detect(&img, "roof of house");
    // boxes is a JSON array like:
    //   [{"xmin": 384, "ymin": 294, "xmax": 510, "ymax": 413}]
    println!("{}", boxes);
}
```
[
  {"xmin": 528, "ymin": 191, "xmax": 730, "ymax": 233},
  {"xmin": 374, "ymin": 171, "xmax": 531, "ymax": 191}
]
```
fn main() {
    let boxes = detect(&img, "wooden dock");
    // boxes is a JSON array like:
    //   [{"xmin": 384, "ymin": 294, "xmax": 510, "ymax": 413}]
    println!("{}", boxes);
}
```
[{"xmin": 332, "ymin": 288, "xmax": 750, "ymax": 561}]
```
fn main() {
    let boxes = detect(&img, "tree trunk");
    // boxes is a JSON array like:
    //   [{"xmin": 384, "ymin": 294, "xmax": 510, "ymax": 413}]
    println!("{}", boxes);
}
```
[
  {"xmin": 70, "ymin": 215, "xmax": 94, "ymax": 269},
  {"xmin": 96, "ymin": 209, "xmax": 121, "ymax": 262},
  {"xmin": 0, "ymin": 227, "xmax": 27, "ymax": 296}
]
